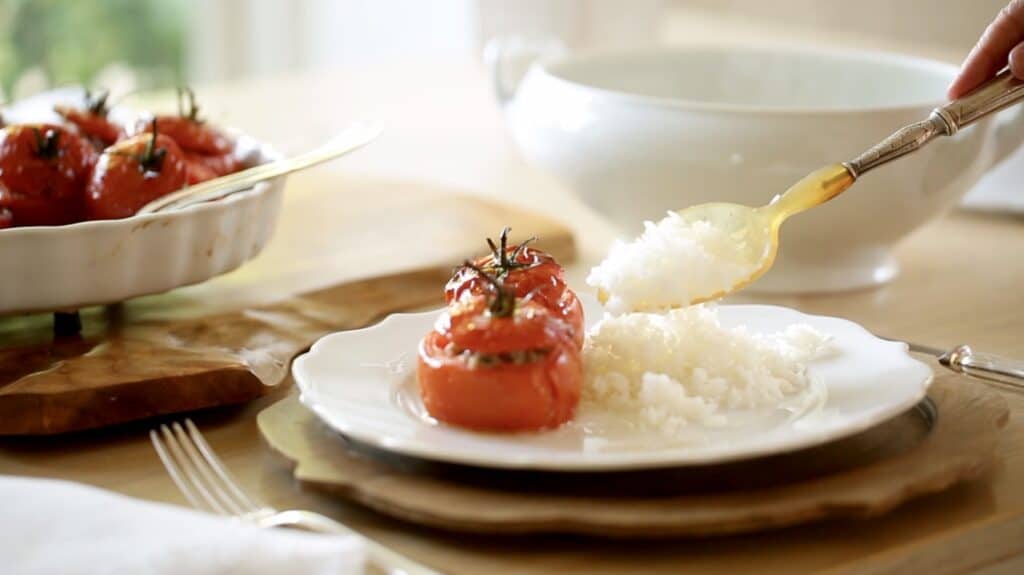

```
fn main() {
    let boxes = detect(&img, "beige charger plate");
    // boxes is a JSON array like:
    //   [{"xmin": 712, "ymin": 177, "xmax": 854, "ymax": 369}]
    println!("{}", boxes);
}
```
[{"xmin": 258, "ymin": 373, "xmax": 1007, "ymax": 538}]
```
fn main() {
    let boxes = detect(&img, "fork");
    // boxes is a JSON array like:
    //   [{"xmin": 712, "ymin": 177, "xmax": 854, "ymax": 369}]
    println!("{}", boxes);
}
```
[{"xmin": 150, "ymin": 419, "xmax": 442, "ymax": 575}]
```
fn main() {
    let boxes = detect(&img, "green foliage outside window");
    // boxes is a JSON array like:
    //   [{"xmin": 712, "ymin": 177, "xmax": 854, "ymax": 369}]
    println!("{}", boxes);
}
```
[{"xmin": 0, "ymin": 0, "xmax": 185, "ymax": 98}]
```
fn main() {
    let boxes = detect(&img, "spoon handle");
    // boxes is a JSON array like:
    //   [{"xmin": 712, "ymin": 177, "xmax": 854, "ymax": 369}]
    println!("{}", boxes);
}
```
[
  {"xmin": 844, "ymin": 68, "xmax": 1024, "ymax": 179},
  {"xmin": 136, "ymin": 122, "xmax": 382, "ymax": 215},
  {"xmin": 939, "ymin": 344, "xmax": 1024, "ymax": 392}
]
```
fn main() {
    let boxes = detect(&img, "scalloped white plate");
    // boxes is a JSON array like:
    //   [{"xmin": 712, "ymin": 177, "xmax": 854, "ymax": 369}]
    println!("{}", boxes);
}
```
[
  {"xmin": 293, "ymin": 294, "xmax": 933, "ymax": 471},
  {"xmin": 0, "ymin": 88, "xmax": 285, "ymax": 315}
]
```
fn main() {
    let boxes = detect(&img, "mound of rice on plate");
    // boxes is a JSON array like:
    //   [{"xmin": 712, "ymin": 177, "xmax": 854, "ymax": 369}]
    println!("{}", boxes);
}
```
[{"xmin": 581, "ymin": 305, "xmax": 835, "ymax": 434}]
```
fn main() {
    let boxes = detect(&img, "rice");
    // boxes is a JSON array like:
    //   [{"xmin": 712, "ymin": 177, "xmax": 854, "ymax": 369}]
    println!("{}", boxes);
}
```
[
  {"xmin": 581, "ymin": 305, "xmax": 834, "ymax": 432},
  {"xmin": 586, "ymin": 213, "xmax": 757, "ymax": 315}
]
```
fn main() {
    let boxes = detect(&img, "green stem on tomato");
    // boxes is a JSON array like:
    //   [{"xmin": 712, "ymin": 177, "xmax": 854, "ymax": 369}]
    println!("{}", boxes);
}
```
[
  {"xmin": 137, "ymin": 119, "xmax": 167, "ymax": 173},
  {"xmin": 463, "ymin": 261, "xmax": 516, "ymax": 317},
  {"xmin": 177, "ymin": 86, "xmax": 203, "ymax": 123},
  {"xmin": 484, "ymin": 227, "xmax": 540, "ymax": 278},
  {"xmin": 84, "ymin": 88, "xmax": 110, "ymax": 117},
  {"xmin": 31, "ymin": 127, "xmax": 61, "ymax": 159}
]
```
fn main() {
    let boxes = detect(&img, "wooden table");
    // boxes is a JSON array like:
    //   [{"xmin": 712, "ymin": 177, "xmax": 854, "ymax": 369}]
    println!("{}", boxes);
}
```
[{"xmin": 2, "ymin": 62, "xmax": 1023, "ymax": 574}]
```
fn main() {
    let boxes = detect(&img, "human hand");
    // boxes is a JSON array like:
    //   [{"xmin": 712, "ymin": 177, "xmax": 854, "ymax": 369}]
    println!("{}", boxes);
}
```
[{"xmin": 949, "ymin": 0, "xmax": 1024, "ymax": 99}]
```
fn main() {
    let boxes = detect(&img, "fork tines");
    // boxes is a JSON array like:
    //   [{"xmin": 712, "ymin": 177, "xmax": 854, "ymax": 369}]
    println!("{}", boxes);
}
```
[{"xmin": 150, "ymin": 419, "xmax": 265, "ymax": 518}]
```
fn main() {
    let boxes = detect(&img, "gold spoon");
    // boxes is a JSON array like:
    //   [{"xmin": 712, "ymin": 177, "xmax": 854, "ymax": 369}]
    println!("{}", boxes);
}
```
[
  {"xmin": 673, "ymin": 68, "xmax": 1024, "ymax": 305},
  {"xmin": 136, "ymin": 121, "xmax": 382, "ymax": 215}
]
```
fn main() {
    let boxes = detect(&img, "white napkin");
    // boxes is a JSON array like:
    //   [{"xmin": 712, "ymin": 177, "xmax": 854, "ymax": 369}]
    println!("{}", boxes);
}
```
[{"xmin": 1, "ymin": 475, "xmax": 365, "ymax": 575}]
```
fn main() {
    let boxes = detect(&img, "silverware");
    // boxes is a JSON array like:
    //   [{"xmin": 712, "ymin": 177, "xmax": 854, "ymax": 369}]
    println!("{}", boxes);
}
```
[
  {"xmin": 899, "ymin": 340, "xmax": 1024, "ymax": 392},
  {"xmin": 151, "ymin": 419, "xmax": 441, "ymax": 575},
  {"xmin": 845, "ymin": 68, "xmax": 1024, "ymax": 178},
  {"xmin": 137, "ymin": 122, "xmax": 382, "ymax": 215}
]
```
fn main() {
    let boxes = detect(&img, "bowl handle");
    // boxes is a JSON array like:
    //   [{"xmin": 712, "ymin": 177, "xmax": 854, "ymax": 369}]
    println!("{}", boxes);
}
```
[{"xmin": 483, "ymin": 36, "xmax": 565, "ymax": 108}]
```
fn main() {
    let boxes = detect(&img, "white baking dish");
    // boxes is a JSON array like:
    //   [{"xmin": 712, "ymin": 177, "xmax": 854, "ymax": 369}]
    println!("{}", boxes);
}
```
[{"xmin": 0, "ymin": 89, "xmax": 286, "ymax": 315}]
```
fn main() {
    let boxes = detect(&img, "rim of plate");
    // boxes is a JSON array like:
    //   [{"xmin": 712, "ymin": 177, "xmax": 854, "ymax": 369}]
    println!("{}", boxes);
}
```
[{"xmin": 292, "ymin": 303, "xmax": 934, "ymax": 471}]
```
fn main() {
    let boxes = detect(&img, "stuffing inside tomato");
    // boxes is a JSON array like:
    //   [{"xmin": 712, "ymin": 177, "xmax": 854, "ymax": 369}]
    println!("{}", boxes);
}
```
[
  {"xmin": 419, "ymin": 264, "xmax": 582, "ymax": 431},
  {"xmin": 445, "ymin": 228, "xmax": 584, "ymax": 347},
  {"xmin": 0, "ymin": 124, "xmax": 96, "ymax": 226}
]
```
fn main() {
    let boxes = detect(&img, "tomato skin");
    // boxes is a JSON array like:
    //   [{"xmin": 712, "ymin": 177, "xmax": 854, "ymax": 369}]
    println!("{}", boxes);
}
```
[
  {"xmin": 55, "ymin": 105, "xmax": 123, "ymax": 149},
  {"xmin": 188, "ymin": 151, "xmax": 242, "ymax": 176},
  {"xmin": 418, "ymin": 293, "xmax": 582, "ymax": 431},
  {"xmin": 184, "ymin": 150, "xmax": 242, "ymax": 184},
  {"xmin": 417, "ymin": 331, "xmax": 582, "ymax": 431},
  {"xmin": 446, "ymin": 246, "xmax": 584, "ymax": 347},
  {"xmin": 184, "ymin": 157, "xmax": 217, "ymax": 185},
  {"xmin": 138, "ymin": 117, "xmax": 232, "ymax": 155},
  {"xmin": 84, "ymin": 133, "xmax": 188, "ymax": 220},
  {"xmin": 0, "ymin": 124, "xmax": 96, "ymax": 226},
  {"xmin": 441, "ymin": 297, "xmax": 575, "ymax": 355},
  {"xmin": 445, "ymin": 246, "xmax": 564, "ymax": 304},
  {"xmin": 556, "ymin": 289, "xmax": 585, "ymax": 349},
  {"xmin": 0, "ymin": 207, "xmax": 12, "ymax": 229}
]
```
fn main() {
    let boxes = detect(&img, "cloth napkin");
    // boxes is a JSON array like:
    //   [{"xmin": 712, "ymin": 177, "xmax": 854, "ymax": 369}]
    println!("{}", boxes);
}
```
[{"xmin": 1, "ymin": 475, "xmax": 366, "ymax": 575}]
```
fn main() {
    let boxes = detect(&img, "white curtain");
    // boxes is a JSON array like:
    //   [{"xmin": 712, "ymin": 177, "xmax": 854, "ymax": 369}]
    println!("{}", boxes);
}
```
[{"xmin": 184, "ymin": 0, "xmax": 1008, "ymax": 82}]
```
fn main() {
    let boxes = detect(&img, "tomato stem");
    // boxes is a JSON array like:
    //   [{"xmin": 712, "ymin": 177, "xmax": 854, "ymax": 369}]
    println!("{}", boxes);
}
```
[
  {"xmin": 464, "ymin": 261, "xmax": 516, "ymax": 317},
  {"xmin": 84, "ymin": 88, "xmax": 110, "ymax": 117},
  {"xmin": 138, "ymin": 119, "xmax": 167, "ymax": 173},
  {"xmin": 177, "ymin": 86, "xmax": 203, "ymax": 123},
  {"xmin": 31, "ymin": 127, "xmax": 61, "ymax": 160},
  {"xmin": 485, "ymin": 227, "xmax": 540, "ymax": 278}
]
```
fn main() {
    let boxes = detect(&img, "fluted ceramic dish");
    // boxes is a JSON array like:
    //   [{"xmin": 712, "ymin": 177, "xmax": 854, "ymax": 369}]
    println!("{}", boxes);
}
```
[
  {"xmin": 0, "ymin": 88, "xmax": 285, "ymax": 315},
  {"xmin": 293, "ymin": 293, "xmax": 934, "ymax": 471}
]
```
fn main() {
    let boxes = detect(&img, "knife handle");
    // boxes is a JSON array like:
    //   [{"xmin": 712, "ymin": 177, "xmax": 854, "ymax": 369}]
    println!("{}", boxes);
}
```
[{"xmin": 941, "ymin": 344, "xmax": 1024, "ymax": 391}]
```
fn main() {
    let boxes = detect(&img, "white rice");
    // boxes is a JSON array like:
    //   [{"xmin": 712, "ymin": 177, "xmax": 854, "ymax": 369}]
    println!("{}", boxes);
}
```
[
  {"xmin": 586, "ymin": 213, "xmax": 756, "ymax": 315},
  {"xmin": 582, "ymin": 305, "xmax": 834, "ymax": 432}
]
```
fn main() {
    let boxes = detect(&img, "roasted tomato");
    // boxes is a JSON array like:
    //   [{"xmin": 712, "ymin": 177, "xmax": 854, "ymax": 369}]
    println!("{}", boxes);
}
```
[
  {"xmin": 445, "ymin": 228, "xmax": 584, "ymax": 347},
  {"xmin": 84, "ymin": 122, "xmax": 187, "ymax": 220},
  {"xmin": 418, "ymin": 266, "xmax": 582, "ymax": 431},
  {"xmin": 0, "ymin": 124, "xmax": 96, "ymax": 226},
  {"xmin": 137, "ymin": 88, "xmax": 232, "ymax": 155},
  {"xmin": 55, "ymin": 89, "xmax": 123, "ymax": 149},
  {"xmin": 184, "ymin": 156, "xmax": 217, "ymax": 185},
  {"xmin": 184, "ymin": 150, "xmax": 242, "ymax": 184}
]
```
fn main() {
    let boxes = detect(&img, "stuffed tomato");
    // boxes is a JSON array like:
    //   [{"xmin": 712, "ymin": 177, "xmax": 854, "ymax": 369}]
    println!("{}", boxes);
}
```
[
  {"xmin": 419, "ymin": 264, "xmax": 582, "ymax": 431},
  {"xmin": 444, "ymin": 227, "xmax": 583, "ymax": 348}
]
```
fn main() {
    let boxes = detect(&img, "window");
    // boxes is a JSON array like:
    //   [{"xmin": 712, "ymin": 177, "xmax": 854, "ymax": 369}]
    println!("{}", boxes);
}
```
[{"xmin": 0, "ymin": 0, "xmax": 186, "ymax": 100}]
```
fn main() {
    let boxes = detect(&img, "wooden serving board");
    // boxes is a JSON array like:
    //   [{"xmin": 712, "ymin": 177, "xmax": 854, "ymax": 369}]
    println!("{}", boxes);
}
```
[
  {"xmin": 258, "ymin": 374, "xmax": 1008, "ymax": 538},
  {"xmin": 0, "ymin": 174, "xmax": 575, "ymax": 435}
]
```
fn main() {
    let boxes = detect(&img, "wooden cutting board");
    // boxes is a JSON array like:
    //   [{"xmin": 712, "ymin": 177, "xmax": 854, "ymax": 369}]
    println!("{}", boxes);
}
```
[{"xmin": 0, "ymin": 173, "xmax": 575, "ymax": 435}]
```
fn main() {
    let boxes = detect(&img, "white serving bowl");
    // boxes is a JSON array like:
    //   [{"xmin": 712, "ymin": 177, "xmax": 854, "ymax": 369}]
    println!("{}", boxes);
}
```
[
  {"xmin": 0, "ymin": 90, "xmax": 285, "ymax": 315},
  {"xmin": 490, "ymin": 42, "xmax": 1024, "ymax": 293}
]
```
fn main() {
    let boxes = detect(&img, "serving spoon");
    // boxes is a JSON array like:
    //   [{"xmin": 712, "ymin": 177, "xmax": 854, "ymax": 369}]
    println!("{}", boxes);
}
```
[
  {"xmin": 136, "ymin": 121, "xmax": 382, "ymax": 215},
  {"xmin": 677, "ymin": 68, "xmax": 1024, "ymax": 305}
]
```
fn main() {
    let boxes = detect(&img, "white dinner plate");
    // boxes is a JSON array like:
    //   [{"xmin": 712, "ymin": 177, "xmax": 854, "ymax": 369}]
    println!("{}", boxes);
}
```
[{"xmin": 293, "ymin": 294, "xmax": 933, "ymax": 471}]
